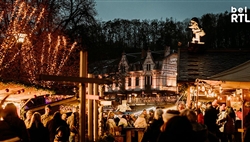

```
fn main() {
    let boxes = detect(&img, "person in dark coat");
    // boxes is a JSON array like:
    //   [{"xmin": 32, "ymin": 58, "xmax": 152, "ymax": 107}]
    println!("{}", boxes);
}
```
[
  {"xmin": 157, "ymin": 116, "xmax": 196, "ymax": 142},
  {"xmin": 244, "ymin": 110, "xmax": 250, "ymax": 142},
  {"xmin": 0, "ymin": 95, "xmax": 18, "ymax": 141},
  {"xmin": 28, "ymin": 112, "xmax": 50, "ymax": 142},
  {"xmin": 46, "ymin": 111, "xmax": 70, "ymax": 142},
  {"xmin": 54, "ymin": 126, "xmax": 71, "ymax": 142},
  {"xmin": 1, "ymin": 103, "xmax": 29, "ymax": 142},
  {"xmin": 0, "ymin": 119, "xmax": 21, "ymax": 141},
  {"xmin": 204, "ymin": 101, "xmax": 219, "ymax": 134},
  {"xmin": 244, "ymin": 110, "xmax": 250, "ymax": 128},
  {"xmin": 141, "ymin": 109, "xmax": 164, "ymax": 142},
  {"xmin": 180, "ymin": 109, "xmax": 219, "ymax": 142},
  {"xmin": 244, "ymin": 125, "xmax": 250, "ymax": 142}
]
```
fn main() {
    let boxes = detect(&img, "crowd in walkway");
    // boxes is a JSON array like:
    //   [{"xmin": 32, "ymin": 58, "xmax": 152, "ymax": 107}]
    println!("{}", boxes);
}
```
[
  {"xmin": 0, "ymin": 102, "xmax": 79, "ymax": 142},
  {"xmin": 1, "ymin": 97, "xmax": 250, "ymax": 142},
  {"xmin": 104, "ymin": 99, "xmax": 250, "ymax": 142}
]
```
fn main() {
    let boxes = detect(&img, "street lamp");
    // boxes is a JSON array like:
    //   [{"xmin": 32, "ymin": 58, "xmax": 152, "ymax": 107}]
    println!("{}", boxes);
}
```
[
  {"xmin": 14, "ymin": 33, "xmax": 27, "ymax": 81},
  {"xmin": 15, "ymin": 33, "xmax": 27, "ymax": 43}
]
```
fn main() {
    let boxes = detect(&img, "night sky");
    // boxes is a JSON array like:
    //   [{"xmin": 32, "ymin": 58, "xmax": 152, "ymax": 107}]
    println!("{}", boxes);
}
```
[{"xmin": 95, "ymin": 0, "xmax": 250, "ymax": 22}]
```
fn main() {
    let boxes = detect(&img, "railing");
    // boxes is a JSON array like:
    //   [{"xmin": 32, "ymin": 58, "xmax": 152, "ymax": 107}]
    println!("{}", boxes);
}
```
[{"xmin": 127, "ymin": 96, "xmax": 177, "ymax": 105}]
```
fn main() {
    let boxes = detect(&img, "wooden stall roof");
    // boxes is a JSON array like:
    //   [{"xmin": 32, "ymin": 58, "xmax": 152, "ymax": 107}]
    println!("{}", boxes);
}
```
[{"xmin": 178, "ymin": 48, "xmax": 250, "ymax": 82}]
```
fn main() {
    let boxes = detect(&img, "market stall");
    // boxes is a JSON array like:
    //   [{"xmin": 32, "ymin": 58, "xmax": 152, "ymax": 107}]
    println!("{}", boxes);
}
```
[
  {"xmin": 195, "ymin": 60, "xmax": 250, "ymax": 142},
  {"xmin": 0, "ymin": 82, "xmax": 53, "ymax": 115},
  {"xmin": 196, "ymin": 60, "xmax": 250, "ymax": 108},
  {"xmin": 0, "ymin": 82, "xmax": 75, "ymax": 118}
]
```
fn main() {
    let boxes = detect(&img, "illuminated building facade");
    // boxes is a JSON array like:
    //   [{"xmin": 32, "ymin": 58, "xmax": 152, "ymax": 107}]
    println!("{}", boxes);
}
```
[{"xmin": 102, "ymin": 46, "xmax": 178, "ymax": 101}]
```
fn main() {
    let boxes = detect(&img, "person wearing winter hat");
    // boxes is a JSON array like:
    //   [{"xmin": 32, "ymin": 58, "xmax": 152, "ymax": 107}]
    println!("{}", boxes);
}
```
[{"xmin": 162, "ymin": 109, "xmax": 180, "ymax": 123}]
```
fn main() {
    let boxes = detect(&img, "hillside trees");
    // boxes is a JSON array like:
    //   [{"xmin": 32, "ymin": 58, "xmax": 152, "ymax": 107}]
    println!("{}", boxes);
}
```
[
  {"xmin": 86, "ymin": 18, "xmax": 189, "ymax": 63},
  {"xmin": 86, "ymin": 11, "xmax": 250, "ymax": 63}
]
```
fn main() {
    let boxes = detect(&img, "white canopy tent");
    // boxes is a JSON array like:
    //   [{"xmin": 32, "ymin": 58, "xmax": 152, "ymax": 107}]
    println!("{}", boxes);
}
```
[
  {"xmin": 196, "ymin": 59, "xmax": 250, "ymax": 90},
  {"xmin": 201, "ymin": 60, "xmax": 250, "ymax": 88},
  {"xmin": 195, "ymin": 79, "xmax": 250, "ymax": 90}
]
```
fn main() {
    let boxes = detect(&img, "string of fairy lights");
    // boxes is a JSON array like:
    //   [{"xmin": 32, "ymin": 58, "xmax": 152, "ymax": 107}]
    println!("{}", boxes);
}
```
[
  {"xmin": 192, "ymin": 80, "xmax": 244, "ymax": 104},
  {"xmin": 0, "ymin": 0, "xmax": 78, "ymax": 87}
]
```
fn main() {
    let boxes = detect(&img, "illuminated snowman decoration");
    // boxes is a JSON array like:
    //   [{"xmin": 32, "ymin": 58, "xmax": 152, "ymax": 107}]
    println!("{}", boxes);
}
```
[{"xmin": 189, "ymin": 17, "xmax": 205, "ymax": 44}]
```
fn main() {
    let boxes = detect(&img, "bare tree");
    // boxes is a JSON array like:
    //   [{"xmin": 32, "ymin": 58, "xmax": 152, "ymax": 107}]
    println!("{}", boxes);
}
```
[{"xmin": 0, "ymin": 0, "xmax": 97, "ymax": 87}]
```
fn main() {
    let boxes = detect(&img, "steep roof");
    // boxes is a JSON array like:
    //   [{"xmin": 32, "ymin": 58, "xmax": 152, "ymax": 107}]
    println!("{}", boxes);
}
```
[
  {"xmin": 178, "ymin": 48, "xmax": 250, "ymax": 82},
  {"xmin": 89, "ymin": 48, "xmax": 177, "ymax": 75}
]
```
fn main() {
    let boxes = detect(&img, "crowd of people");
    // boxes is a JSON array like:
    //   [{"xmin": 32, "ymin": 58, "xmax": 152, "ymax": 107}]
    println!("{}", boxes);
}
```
[
  {"xmin": 104, "ymin": 99, "xmax": 250, "ymax": 142},
  {"xmin": 104, "ymin": 109, "xmax": 154, "ymax": 135},
  {"xmin": 0, "ymin": 100, "xmax": 79, "ymax": 142},
  {"xmin": 1, "ymin": 96, "xmax": 250, "ymax": 142}
]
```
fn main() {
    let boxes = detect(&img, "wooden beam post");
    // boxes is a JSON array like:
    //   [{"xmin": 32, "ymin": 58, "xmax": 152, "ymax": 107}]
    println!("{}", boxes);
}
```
[
  {"xmin": 93, "ymin": 82, "xmax": 98, "ymax": 141},
  {"xmin": 88, "ymin": 74, "xmax": 93, "ymax": 141},
  {"xmin": 79, "ymin": 51, "xmax": 87, "ymax": 142}
]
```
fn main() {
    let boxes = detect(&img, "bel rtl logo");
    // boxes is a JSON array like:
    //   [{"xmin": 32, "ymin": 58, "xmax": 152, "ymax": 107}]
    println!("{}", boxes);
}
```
[{"xmin": 231, "ymin": 6, "xmax": 250, "ymax": 23}]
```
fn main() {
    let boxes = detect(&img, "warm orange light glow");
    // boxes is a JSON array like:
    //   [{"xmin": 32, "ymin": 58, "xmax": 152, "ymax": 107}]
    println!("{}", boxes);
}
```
[
  {"xmin": 15, "ymin": 33, "xmax": 27, "ymax": 43},
  {"xmin": 0, "ymin": 1, "xmax": 77, "ymax": 87}
]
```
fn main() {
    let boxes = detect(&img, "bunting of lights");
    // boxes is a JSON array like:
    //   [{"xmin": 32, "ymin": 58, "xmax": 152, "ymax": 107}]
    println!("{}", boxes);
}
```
[{"xmin": 194, "ymin": 80, "xmax": 244, "ymax": 103}]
